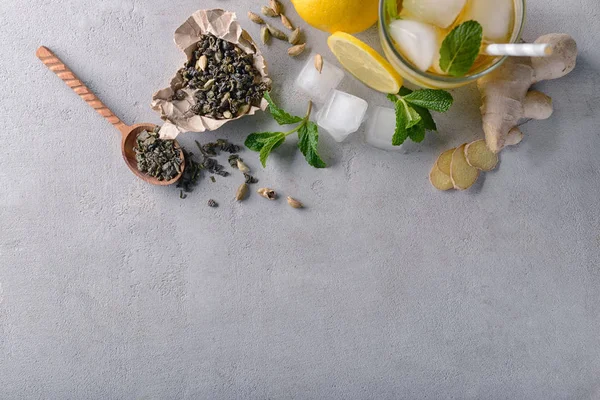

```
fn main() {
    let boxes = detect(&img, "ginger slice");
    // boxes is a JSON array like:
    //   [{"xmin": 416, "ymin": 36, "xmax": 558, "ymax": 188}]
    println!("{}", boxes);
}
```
[
  {"xmin": 450, "ymin": 144, "xmax": 479, "ymax": 190},
  {"xmin": 429, "ymin": 164, "xmax": 453, "ymax": 191},
  {"xmin": 436, "ymin": 148, "xmax": 455, "ymax": 176},
  {"xmin": 465, "ymin": 139, "xmax": 499, "ymax": 171}
]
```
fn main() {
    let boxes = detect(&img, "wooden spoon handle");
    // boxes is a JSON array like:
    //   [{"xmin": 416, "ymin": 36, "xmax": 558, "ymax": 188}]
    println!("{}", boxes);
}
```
[{"xmin": 36, "ymin": 46, "xmax": 128, "ymax": 134}]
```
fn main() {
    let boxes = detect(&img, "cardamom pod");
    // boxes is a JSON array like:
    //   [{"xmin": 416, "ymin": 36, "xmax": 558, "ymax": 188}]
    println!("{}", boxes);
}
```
[
  {"xmin": 220, "ymin": 92, "xmax": 231, "ymax": 106},
  {"xmin": 236, "ymin": 183, "xmax": 249, "ymax": 201},
  {"xmin": 314, "ymin": 54, "xmax": 323, "ymax": 73},
  {"xmin": 258, "ymin": 188, "xmax": 277, "ymax": 200},
  {"xmin": 267, "ymin": 24, "xmax": 288, "ymax": 41},
  {"xmin": 248, "ymin": 11, "xmax": 265, "ymax": 24},
  {"xmin": 261, "ymin": 6, "xmax": 277, "ymax": 17},
  {"xmin": 287, "ymin": 196, "xmax": 303, "ymax": 208},
  {"xmin": 288, "ymin": 43, "xmax": 306, "ymax": 57},
  {"xmin": 203, "ymin": 78, "xmax": 215, "ymax": 90},
  {"xmin": 260, "ymin": 25, "xmax": 271, "ymax": 45},
  {"xmin": 196, "ymin": 55, "xmax": 208, "ymax": 71},
  {"xmin": 236, "ymin": 104, "xmax": 251, "ymax": 117},
  {"xmin": 280, "ymin": 14, "xmax": 293, "ymax": 30},
  {"xmin": 288, "ymin": 28, "xmax": 301, "ymax": 45},
  {"xmin": 270, "ymin": 0, "xmax": 283, "ymax": 15},
  {"xmin": 237, "ymin": 159, "xmax": 250, "ymax": 173}
]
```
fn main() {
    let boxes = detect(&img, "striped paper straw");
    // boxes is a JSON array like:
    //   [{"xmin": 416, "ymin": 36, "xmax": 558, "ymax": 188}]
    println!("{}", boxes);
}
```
[{"xmin": 483, "ymin": 43, "xmax": 553, "ymax": 57}]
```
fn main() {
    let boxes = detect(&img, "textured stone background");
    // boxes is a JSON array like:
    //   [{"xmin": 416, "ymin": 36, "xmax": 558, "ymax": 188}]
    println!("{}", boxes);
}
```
[{"xmin": 1, "ymin": 0, "xmax": 600, "ymax": 398}]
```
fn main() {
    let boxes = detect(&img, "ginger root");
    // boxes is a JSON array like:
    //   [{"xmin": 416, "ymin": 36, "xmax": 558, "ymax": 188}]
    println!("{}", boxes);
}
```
[{"xmin": 478, "ymin": 33, "xmax": 577, "ymax": 153}]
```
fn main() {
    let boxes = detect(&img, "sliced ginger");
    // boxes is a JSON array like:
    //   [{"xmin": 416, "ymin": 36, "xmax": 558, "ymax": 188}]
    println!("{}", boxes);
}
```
[
  {"xmin": 465, "ymin": 140, "xmax": 498, "ymax": 171},
  {"xmin": 429, "ymin": 164, "xmax": 453, "ymax": 191},
  {"xmin": 450, "ymin": 144, "xmax": 479, "ymax": 190},
  {"xmin": 436, "ymin": 148, "xmax": 455, "ymax": 176}
]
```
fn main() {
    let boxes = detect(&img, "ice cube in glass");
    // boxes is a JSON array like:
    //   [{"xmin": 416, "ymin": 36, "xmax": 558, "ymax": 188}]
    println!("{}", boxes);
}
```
[
  {"xmin": 461, "ymin": 0, "xmax": 513, "ymax": 41},
  {"xmin": 364, "ymin": 106, "xmax": 403, "ymax": 151},
  {"xmin": 295, "ymin": 55, "xmax": 345, "ymax": 104},
  {"xmin": 317, "ymin": 90, "xmax": 368, "ymax": 142},
  {"xmin": 388, "ymin": 19, "xmax": 442, "ymax": 72},
  {"xmin": 401, "ymin": 0, "xmax": 467, "ymax": 29}
]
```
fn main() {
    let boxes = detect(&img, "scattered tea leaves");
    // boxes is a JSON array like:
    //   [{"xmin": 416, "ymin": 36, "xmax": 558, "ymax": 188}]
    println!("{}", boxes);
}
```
[
  {"xmin": 177, "ymin": 137, "xmax": 245, "ymax": 199},
  {"xmin": 244, "ymin": 173, "xmax": 259, "ymax": 184},
  {"xmin": 228, "ymin": 154, "xmax": 240, "ymax": 168}
]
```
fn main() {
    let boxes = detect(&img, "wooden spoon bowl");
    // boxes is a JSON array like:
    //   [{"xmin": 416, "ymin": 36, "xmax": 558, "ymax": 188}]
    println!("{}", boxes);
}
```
[
  {"xmin": 121, "ymin": 123, "xmax": 185, "ymax": 185},
  {"xmin": 36, "ymin": 46, "xmax": 184, "ymax": 186}
]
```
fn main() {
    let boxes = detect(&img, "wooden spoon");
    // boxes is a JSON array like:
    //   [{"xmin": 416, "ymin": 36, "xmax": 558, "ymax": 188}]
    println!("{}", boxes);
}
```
[{"xmin": 36, "ymin": 46, "xmax": 184, "ymax": 186}]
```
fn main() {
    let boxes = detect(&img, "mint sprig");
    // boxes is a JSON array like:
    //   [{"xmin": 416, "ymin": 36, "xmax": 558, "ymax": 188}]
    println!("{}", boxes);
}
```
[
  {"xmin": 439, "ymin": 20, "xmax": 483, "ymax": 77},
  {"xmin": 245, "ymin": 94, "xmax": 326, "ymax": 168},
  {"xmin": 387, "ymin": 87, "xmax": 453, "ymax": 146}
]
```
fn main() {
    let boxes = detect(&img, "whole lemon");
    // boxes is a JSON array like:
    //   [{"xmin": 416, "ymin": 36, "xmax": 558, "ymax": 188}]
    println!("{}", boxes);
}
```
[{"xmin": 290, "ymin": 0, "xmax": 379, "ymax": 34}]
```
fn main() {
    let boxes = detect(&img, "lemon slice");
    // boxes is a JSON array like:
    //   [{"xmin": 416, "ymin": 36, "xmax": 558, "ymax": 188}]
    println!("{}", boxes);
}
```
[{"xmin": 327, "ymin": 32, "xmax": 403, "ymax": 94}]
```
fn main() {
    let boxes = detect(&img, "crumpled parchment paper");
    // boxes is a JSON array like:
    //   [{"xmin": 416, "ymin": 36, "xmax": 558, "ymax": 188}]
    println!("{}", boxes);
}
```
[{"xmin": 152, "ymin": 9, "xmax": 270, "ymax": 139}]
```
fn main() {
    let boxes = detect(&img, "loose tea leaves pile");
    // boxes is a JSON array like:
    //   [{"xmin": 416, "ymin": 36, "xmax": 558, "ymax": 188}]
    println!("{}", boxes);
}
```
[
  {"xmin": 135, "ymin": 127, "xmax": 183, "ymax": 181},
  {"xmin": 177, "ymin": 34, "xmax": 270, "ymax": 120}
]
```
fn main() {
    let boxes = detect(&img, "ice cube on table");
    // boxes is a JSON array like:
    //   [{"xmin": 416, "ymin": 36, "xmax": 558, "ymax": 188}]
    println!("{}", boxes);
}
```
[
  {"xmin": 402, "ymin": 0, "xmax": 467, "ymax": 29},
  {"xmin": 462, "ymin": 0, "xmax": 513, "ymax": 41},
  {"xmin": 317, "ymin": 90, "xmax": 368, "ymax": 143},
  {"xmin": 364, "ymin": 106, "xmax": 403, "ymax": 151},
  {"xmin": 389, "ymin": 20, "xmax": 441, "ymax": 72},
  {"xmin": 295, "ymin": 54, "xmax": 345, "ymax": 104}
]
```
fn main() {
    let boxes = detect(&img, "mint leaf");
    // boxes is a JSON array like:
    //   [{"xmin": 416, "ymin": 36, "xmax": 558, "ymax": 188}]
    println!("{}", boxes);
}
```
[
  {"xmin": 407, "ymin": 121, "xmax": 426, "ymax": 143},
  {"xmin": 412, "ymin": 106, "xmax": 437, "ymax": 131},
  {"xmin": 298, "ymin": 122, "xmax": 326, "ymax": 168},
  {"xmin": 385, "ymin": 0, "xmax": 398, "ymax": 19},
  {"xmin": 386, "ymin": 93, "xmax": 397, "ymax": 103},
  {"xmin": 245, "ymin": 131, "xmax": 285, "ymax": 151},
  {"xmin": 439, "ymin": 20, "xmax": 483, "ymax": 77},
  {"xmin": 392, "ymin": 100, "xmax": 408, "ymax": 146},
  {"xmin": 398, "ymin": 86, "xmax": 413, "ymax": 97},
  {"xmin": 259, "ymin": 134, "xmax": 286, "ymax": 167},
  {"xmin": 400, "ymin": 99, "xmax": 422, "ymax": 129},
  {"xmin": 264, "ymin": 92, "xmax": 303, "ymax": 125},
  {"xmin": 403, "ymin": 89, "xmax": 454, "ymax": 112}
]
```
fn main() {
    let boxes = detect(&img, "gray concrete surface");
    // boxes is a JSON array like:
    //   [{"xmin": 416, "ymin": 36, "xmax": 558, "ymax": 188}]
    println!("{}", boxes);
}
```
[{"xmin": 1, "ymin": 0, "xmax": 600, "ymax": 398}]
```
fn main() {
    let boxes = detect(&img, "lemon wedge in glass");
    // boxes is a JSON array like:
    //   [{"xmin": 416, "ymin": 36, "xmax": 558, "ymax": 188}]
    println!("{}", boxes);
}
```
[{"xmin": 327, "ymin": 32, "xmax": 403, "ymax": 94}]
